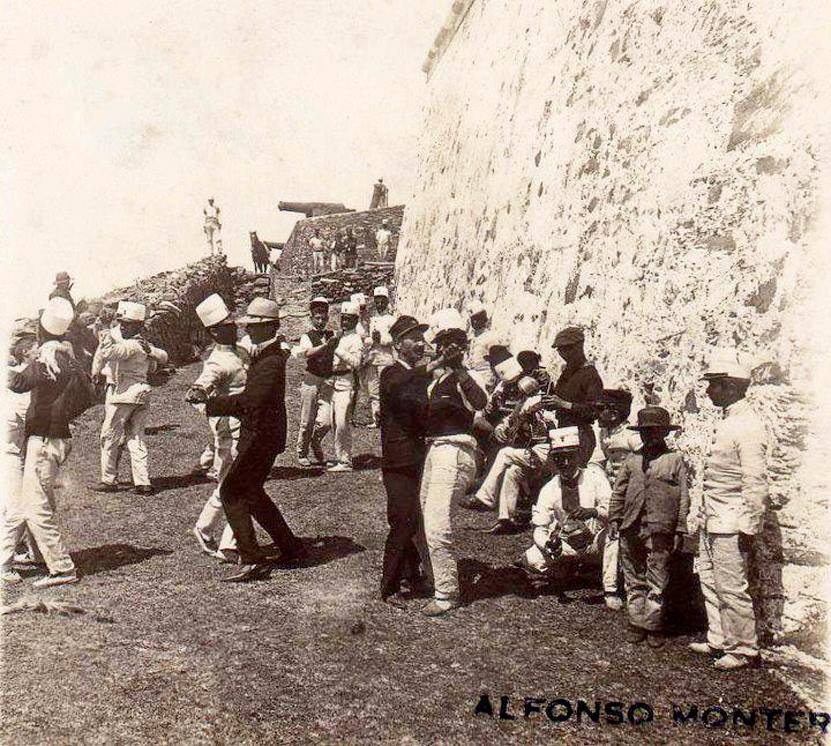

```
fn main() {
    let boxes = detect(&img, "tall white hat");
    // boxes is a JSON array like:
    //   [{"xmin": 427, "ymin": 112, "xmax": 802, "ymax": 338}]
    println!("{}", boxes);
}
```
[
  {"xmin": 117, "ymin": 301, "xmax": 147, "ymax": 323},
  {"xmin": 40, "ymin": 298, "xmax": 74, "ymax": 336},
  {"xmin": 341, "ymin": 301, "xmax": 360, "ymax": 316},
  {"xmin": 196, "ymin": 294, "xmax": 232, "ymax": 328},
  {"xmin": 350, "ymin": 293, "xmax": 367, "ymax": 307},
  {"xmin": 373, "ymin": 286, "xmax": 389, "ymax": 298},
  {"xmin": 701, "ymin": 347, "xmax": 752, "ymax": 381},
  {"xmin": 548, "ymin": 426, "xmax": 581, "ymax": 452}
]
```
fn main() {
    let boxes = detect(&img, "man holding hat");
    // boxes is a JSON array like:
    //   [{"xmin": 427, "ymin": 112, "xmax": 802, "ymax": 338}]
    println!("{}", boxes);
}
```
[
  {"xmin": 0, "ymin": 297, "xmax": 82, "ymax": 587},
  {"xmin": 608, "ymin": 406, "xmax": 689, "ymax": 647},
  {"xmin": 49, "ymin": 271, "xmax": 76, "ymax": 309},
  {"xmin": 95, "ymin": 301, "xmax": 168, "ymax": 495},
  {"xmin": 690, "ymin": 348, "xmax": 768, "ymax": 670},
  {"xmin": 521, "ymin": 426, "xmax": 611, "ymax": 593},
  {"xmin": 465, "ymin": 301, "xmax": 501, "ymax": 393},
  {"xmin": 378, "ymin": 314, "xmax": 439, "ymax": 606},
  {"xmin": 188, "ymin": 294, "xmax": 247, "ymax": 561},
  {"xmin": 547, "ymin": 325, "xmax": 604, "ymax": 468},
  {"xmin": 363, "ymin": 287, "xmax": 395, "ymax": 428},
  {"xmin": 419, "ymin": 308, "xmax": 488, "ymax": 616},
  {"xmin": 328, "ymin": 300, "xmax": 366, "ymax": 471},
  {"xmin": 187, "ymin": 297, "xmax": 305, "ymax": 581},
  {"xmin": 291, "ymin": 297, "xmax": 336, "ymax": 466}
]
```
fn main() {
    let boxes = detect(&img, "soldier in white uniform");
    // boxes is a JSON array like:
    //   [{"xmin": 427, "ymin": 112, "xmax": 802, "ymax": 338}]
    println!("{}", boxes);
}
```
[
  {"xmin": 189, "ymin": 294, "xmax": 247, "ymax": 561},
  {"xmin": 203, "ymin": 197, "xmax": 222, "ymax": 255},
  {"xmin": 93, "ymin": 302, "xmax": 168, "ymax": 495},
  {"xmin": 328, "ymin": 301, "xmax": 365, "ymax": 472},
  {"xmin": 363, "ymin": 286, "xmax": 395, "ymax": 428}
]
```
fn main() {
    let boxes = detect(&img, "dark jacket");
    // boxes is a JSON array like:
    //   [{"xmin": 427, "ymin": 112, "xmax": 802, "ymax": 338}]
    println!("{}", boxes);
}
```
[
  {"xmin": 425, "ymin": 370, "xmax": 488, "ymax": 438},
  {"xmin": 379, "ymin": 361, "xmax": 429, "ymax": 469},
  {"xmin": 206, "ymin": 342, "xmax": 287, "ymax": 453},
  {"xmin": 609, "ymin": 449, "xmax": 689, "ymax": 534},
  {"xmin": 9, "ymin": 342, "xmax": 75, "ymax": 439},
  {"xmin": 49, "ymin": 286, "xmax": 75, "ymax": 309},
  {"xmin": 552, "ymin": 359, "xmax": 603, "ymax": 427}
]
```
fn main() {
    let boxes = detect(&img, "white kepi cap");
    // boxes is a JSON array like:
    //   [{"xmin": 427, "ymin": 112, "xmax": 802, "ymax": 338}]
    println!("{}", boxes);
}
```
[
  {"xmin": 340, "ymin": 301, "xmax": 360, "ymax": 316},
  {"xmin": 117, "ymin": 301, "xmax": 147, "ymax": 323},
  {"xmin": 350, "ymin": 293, "xmax": 367, "ymax": 307},
  {"xmin": 196, "ymin": 293, "xmax": 232, "ymax": 328},
  {"xmin": 373, "ymin": 286, "xmax": 389, "ymax": 298},
  {"xmin": 701, "ymin": 347, "xmax": 752, "ymax": 381},
  {"xmin": 40, "ymin": 297, "xmax": 74, "ymax": 336},
  {"xmin": 548, "ymin": 426, "xmax": 581, "ymax": 452}
]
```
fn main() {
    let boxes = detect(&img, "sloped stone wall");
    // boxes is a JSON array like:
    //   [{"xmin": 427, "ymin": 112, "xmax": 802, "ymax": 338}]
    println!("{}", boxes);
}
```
[{"xmin": 397, "ymin": 0, "xmax": 828, "ymax": 644}]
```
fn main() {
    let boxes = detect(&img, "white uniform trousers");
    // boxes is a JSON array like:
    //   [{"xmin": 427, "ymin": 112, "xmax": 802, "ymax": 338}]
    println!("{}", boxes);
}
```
[
  {"xmin": 194, "ymin": 416, "xmax": 239, "ymax": 551},
  {"xmin": 420, "ymin": 438, "xmax": 478, "ymax": 602},
  {"xmin": 0, "ymin": 436, "xmax": 75, "ymax": 575},
  {"xmin": 296, "ymin": 379, "xmax": 333, "ymax": 458},
  {"xmin": 476, "ymin": 444, "xmax": 548, "ymax": 520},
  {"xmin": 330, "ymin": 387, "xmax": 354, "ymax": 466},
  {"xmin": 100, "ymin": 401, "xmax": 150, "ymax": 486}
]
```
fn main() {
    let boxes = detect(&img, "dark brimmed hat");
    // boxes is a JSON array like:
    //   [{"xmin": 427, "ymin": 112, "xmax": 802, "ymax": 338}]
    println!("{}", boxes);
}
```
[
  {"xmin": 54, "ymin": 271, "xmax": 73, "ymax": 285},
  {"xmin": 516, "ymin": 350, "xmax": 541, "ymax": 371},
  {"xmin": 552, "ymin": 326, "xmax": 585, "ymax": 347},
  {"xmin": 484, "ymin": 344, "xmax": 511, "ymax": 366},
  {"xmin": 390, "ymin": 315, "xmax": 428, "ymax": 342},
  {"xmin": 627, "ymin": 406, "xmax": 680, "ymax": 432},
  {"xmin": 597, "ymin": 389, "xmax": 633, "ymax": 408}
]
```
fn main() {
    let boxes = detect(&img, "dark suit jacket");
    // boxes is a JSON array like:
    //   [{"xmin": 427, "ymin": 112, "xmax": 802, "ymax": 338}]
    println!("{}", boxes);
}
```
[
  {"xmin": 207, "ymin": 342, "xmax": 287, "ymax": 454},
  {"xmin": 379, "ymin": 361, "xmax": 429, "ymax": 469}
]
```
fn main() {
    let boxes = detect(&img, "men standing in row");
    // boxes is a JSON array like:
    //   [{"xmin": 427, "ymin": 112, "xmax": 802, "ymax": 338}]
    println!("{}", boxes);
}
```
[
  {"xmin": 1, "ymin": 298, "xmax": 82, "ymax": 587},
  {"xmin": 291, "ymin": 297, "xmax": 335, "ymax": 467},
  {"xmin": 419, "ymin": 309, "xmax": 488, "ymax": 616},
  {"xmin": 363, "ymin": 287, "xmax": 395, "ymax": 429},
  {"xmin": 187, "ymin": 298, "xmax": 305, "ymax": 582},
  {"xmin": 691, "ymin": 349, "xmax": 768, "ymax": 670},
  {"xmin": 189, "ymin": 294, "xmax": 247, "ymax": 561},
  {"xmin": 93, "ymin": 302, "xmax": 168, "ymax": 495}
]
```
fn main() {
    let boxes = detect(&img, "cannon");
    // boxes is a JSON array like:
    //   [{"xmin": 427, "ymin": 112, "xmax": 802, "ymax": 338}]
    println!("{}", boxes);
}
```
[{"xmin": 278, "ymin": 201, "xmax": 355, "ymax": 218}]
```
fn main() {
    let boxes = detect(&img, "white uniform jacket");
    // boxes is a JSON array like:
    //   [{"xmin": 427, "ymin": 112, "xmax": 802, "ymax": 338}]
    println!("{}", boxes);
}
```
[{"xmin": 97, "ymin": 331, "xmax": 168, "ymax": 405}]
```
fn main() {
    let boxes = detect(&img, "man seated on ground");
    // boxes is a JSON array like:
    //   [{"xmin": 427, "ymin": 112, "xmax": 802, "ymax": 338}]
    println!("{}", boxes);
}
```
[{"xmin": 520, "ymin": 427, "xmax": 612, "ymax": 596}]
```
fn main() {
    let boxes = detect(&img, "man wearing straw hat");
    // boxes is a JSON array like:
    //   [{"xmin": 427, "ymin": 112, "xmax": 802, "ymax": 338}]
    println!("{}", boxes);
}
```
[
  {"xmin": 94, "ymin": 301, "xmax": 168, "ymax": 495},
  {"xmin": 187, "ymin": 297, "xmax": 305, "ymax": 582},
  {"xmin": 689, "ymin": 347, "xmax": 768, "ymax": 671},
  {"xmin": 1, "ymin": 298, "xmax": 81, "ymax": 587},
  {"xmin": 188, "ymin": 294, "xmax": 246, "ymax": 562}
]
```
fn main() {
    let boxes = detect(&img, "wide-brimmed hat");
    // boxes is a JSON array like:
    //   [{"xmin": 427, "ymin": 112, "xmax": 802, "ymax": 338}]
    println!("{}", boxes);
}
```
[
  {"xmin": 196, "ymin": 294, "xmax": 233, "ymax": 328},
  {"xmin": 552, "ymin": 326, "xmax": 585, "ymax": 347},
  {"xmin": 627, "ymin": 406, "xmax": 680, "ymax": 432},
  {"xmin": 54, "ymin": 271, "xmax": 73, "ymax": 286},
  {"xmin": 484, "ymin": 344, "xmax": 511, "ymax": 365},
  {"xmin": 40, "ymin": 298, "xmax": 74, "ymax": 336},
  {"xmin": 236, "ymin": 297, "xmax": 281, "ymax": 325},
  {"xmin": 390, "ymin": 315, "xmax": 428, "ymax": 342},
  {"xmin": 597, "ymin": 388, "xmax": 633, "ymax": 409},
  {"xmin": 701, "ymin": 347, "xmax": 752, "ymax": 381},
  {"xmin": 548, "ymin": 426, "xmax": 581, "ymax": 452},
  {"xmin": 117, "ymin": 301, "xmax": 147, "ymax": 323}
]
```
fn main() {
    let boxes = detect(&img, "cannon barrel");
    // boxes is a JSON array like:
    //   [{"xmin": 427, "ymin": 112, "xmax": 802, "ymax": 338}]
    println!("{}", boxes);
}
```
[{"xmin": 278, "ymin": 201, "xmax": 354, "ymax": 218}]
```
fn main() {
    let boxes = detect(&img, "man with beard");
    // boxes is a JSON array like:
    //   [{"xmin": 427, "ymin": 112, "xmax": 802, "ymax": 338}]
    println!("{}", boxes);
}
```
[{"xmin": 187, "ymin": 298, "xmax": 305, "ymax": 582}]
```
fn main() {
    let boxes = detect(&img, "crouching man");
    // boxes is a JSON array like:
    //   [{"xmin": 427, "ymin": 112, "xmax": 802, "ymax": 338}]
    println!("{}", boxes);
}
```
[
  {"xmin": 521, "ymin": 427, "xmax": 611, "ymax": 594},
  {"xmin": 608, "ymin": 406, "xmax": 689, "ymax": 649}
]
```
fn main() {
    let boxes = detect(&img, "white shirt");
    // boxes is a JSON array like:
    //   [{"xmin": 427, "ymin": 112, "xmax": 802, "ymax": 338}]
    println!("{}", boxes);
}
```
[
  {"xmin": 204, "ymin": 203, "xmax": 220, "ymax": 222},
  {"xmin": 310, "ymin": 237, "xmax": 324, "ymax": 254},
  {"xmin": 332, "ymin": 332, "xmax": 364, "ymax": 391},
  {"xmin": 366, "ymin": 313, "xmax": 395, "ymax": 367}
]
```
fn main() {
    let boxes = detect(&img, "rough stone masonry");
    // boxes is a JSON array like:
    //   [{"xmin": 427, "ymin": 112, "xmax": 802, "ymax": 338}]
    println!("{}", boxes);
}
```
[{"xmin": 395, "ymin": 0, "xmax": 829, "ymax": 645}]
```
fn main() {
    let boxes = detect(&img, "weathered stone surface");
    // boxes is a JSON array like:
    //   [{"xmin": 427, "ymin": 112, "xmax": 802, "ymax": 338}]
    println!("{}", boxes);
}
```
[{"xmin": 397, "ymin": 0, "xmax": 827, "ymax": 644}]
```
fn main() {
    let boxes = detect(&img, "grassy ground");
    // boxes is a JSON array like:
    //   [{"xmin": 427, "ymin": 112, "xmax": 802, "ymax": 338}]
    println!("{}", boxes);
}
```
[{"xmin": 0, "ymin": 356, "xmax": 822, "ymax": 745}]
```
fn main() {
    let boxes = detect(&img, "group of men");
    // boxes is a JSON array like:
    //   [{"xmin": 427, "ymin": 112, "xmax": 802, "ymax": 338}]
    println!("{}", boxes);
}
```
[
  {"xmin": 3, "ymin": 274, "xmax": 771, "ymax": 672},
  {"xmin": 308, "ymin": 220, "xmax": 393, "ymax": 275}
]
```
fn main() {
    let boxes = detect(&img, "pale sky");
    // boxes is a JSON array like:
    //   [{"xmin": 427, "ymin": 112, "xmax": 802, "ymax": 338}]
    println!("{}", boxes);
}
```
[{"xmin": 1, "ymin": 1, "xmax": 448, "ymax": 317}]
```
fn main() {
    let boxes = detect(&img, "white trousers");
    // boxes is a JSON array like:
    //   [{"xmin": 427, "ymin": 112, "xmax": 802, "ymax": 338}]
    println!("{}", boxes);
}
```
[
  {"xmin": 100, "ymin": 402, "xmax": 150, "ymax": 486},
  {"xmin": 476, "ymin": 444, "xmax": 548, "ymax": 520},
  {"xmin": 194, "ymin": 416, "xmax": 239, "ymax": 551},
  {"xmin": 296, "ymin": 380, "xmax": 332, "ymax": 457},
  {"xmin": 312, "ymin": 251, "xmax": 325, "ymax": 274},
  {"xmin": 0, "ymin": 437, "xmax": 75, "ymax": 575},
  {"xmin": 331, "ymin": 388, "xmax": 354, "ymax": 466},
  {"xmin": 420, "ymin": 439, "xmax": 478, "ymax": 602}
]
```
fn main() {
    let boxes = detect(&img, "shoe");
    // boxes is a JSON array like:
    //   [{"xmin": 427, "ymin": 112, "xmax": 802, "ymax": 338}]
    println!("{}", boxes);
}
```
[
  {"xmin": 327, "ymin": 463, "xmax": 353, "ymax": 473},
  {"xmin": 647, "ymin": 632, "xmax": 666, "ymax": 649},
  {"xmin": 713, "ymin": 653, "xmax": 760, "ymax": 671},
  {"xmin": 213, "ymin": 548, "xmax": 240, "ymax": 564},
  {"xmin": 1, "ymin": 569, "xmax": 23, "ymax": 584},
  {"xmin": 488, "ymin": 519, "xmax": 520, "ymax": 535},
  {"xmin": 604, "ymin": 594, "xmax": 623, "ymax": 611},
  {"xmin": 422, "ymin": 599, "xmax": 460, "ymax": 617},
  {"xmin": 33, "ymin": 570, "xmax": 79, "ymax": 589},
  {"xmin": 92, "ymin": 481, "xmax": 119, "ymax": 493},
  {"xmin": 193, "ymin": 527, "xmax": 218, "ymax": 555},
  {"xmin": 625, "ymin": 626, "xmax": 647, "ymax": 644},
  {"xmin": 460, "ymin": 495, "xmax": 491, "ymax": 512},
  {"xmin": 134, "ymin": 485, "xmax": 155, "ymax": 495},
  {"xmin": 689, "ymin": 641, "xmax": 724, "ymax": 657},
  {"xmin": 382, "ymin": 592, "xmax": 408, "ymax": 609},
  {"xmin": 206, "ymin": 471, "xmax": 219, "ymax": 483},
  {"xmin": 297, "ymin": 457, "xmax": 313, "ymax": 467},
  {"xmin": 220, "ymin": 563, "xmax": 272, "ymax": 583}
]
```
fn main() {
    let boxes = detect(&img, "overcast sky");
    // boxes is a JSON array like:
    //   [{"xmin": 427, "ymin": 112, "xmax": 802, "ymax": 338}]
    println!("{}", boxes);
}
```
[{"xmin": 1, "ymin": 1, "xmax": 448, "ymax": 317}]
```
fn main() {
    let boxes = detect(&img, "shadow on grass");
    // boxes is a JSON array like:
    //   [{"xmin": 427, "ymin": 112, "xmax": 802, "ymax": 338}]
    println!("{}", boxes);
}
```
[
  {"xmin": 153, "ymin": 473, "xmax": 214, "ymax": 493},
  {"xmin": 352, "ymin": 453, "xmax": 382, "ymax": 471},
  {"xmin": 269, "ymin": 466, "xmax": 326, "ymax": 481},
  {"xmin": 72, "ymin": 543, "xmax": 173, "ymax": 576},
  {"xmin": 460, "ymin": 558, "xmax": 539, "ymax": 604},
  {"xmin": 264, "ymin": 535, "xmax": 366, "ymax": 569},
  {"xmin": 146, "ymin": 423, "xmax": 181, "ymax": 435}
]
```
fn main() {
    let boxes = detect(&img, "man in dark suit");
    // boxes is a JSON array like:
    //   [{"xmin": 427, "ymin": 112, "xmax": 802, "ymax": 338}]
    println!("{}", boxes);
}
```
[
  {"xmin": 378, "ymin": 315, "xmax": 437, "ymax": 607},
  {"xmin": 187, "ymin": 298, "xmax": 305, "ymax": 582}
]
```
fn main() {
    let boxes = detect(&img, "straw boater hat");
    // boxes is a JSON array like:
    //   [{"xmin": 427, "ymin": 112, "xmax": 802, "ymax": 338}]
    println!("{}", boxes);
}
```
[
  {"xmin": 40, "ymin": 298, "xmax": 74, "ymax": 336},
  {"xmin": 701, "ymin": 347, "xmax": 752, "ymax": 381},
  {"xmin": 627, "ymin": 406, "xmax": 680, "ymax": 432},
  {"xmin": 196, "ymin": 294, "xmax": 233, "ymax": 328},
  {"xmin": 117, "ymin": 301, "xmax": 147, "ymax": 323},
  {"xmin": 235, "ymin": 298, "xmax": 281, "ymax": 325}
]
